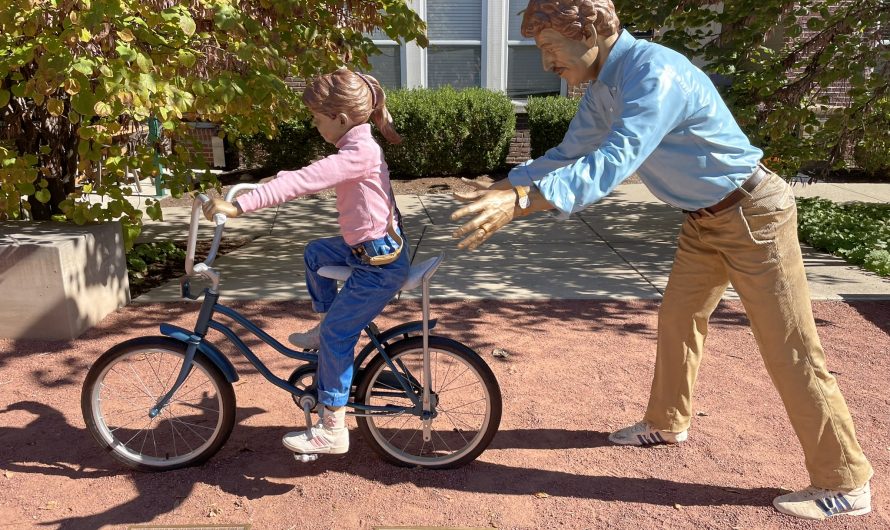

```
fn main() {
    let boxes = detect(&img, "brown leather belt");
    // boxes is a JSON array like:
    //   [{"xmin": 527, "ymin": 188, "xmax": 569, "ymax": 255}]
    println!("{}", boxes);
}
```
[{"xmin": 684, "ymin": 165, "xmax": 770, "ymax": 220}]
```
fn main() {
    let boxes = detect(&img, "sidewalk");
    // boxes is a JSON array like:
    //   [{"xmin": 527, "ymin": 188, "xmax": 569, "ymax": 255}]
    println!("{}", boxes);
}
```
[{"xmin": 132, "ymin": 181, "xmax": 890, "ymax": 303}]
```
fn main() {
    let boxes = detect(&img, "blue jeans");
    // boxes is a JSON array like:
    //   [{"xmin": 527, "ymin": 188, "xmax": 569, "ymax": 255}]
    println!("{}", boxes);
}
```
[{"xmin": 303, "ymin": 232, "xmax": 410, "ymax": 407}]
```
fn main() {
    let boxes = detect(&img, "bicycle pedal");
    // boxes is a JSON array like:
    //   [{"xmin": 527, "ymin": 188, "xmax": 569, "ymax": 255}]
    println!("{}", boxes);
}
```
[{"xmin": 294, "ymin": 453, "xmax": 319, "ymax": 463}]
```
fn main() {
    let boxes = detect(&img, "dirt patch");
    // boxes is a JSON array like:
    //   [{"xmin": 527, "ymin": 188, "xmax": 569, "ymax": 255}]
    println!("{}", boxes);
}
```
[{"xmin": 0, "ymin": 299, "xmax": 887, "ymax": 529}]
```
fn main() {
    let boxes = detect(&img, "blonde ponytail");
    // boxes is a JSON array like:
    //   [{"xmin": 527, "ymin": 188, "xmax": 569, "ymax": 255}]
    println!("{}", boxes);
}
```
[{"xmin": 364, "ymin": 75, "xmax": 402, "ymax": 145}]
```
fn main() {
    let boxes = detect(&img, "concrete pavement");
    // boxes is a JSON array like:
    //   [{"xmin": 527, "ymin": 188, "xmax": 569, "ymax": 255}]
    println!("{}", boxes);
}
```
[{"xmin": 132, "ymin": 181, "xmax": 890, "ymax": 303}]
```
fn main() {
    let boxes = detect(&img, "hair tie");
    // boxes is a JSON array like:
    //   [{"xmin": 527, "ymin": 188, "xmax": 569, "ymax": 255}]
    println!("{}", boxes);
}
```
[{"xmin": 355, "ymin": 72, "xmax": 378, "ymax": 109}]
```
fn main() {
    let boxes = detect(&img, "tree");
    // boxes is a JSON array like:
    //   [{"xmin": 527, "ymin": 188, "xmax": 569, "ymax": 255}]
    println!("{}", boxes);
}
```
[
  {"xmin": 0, "ymin": 0, "xmax": 426, "ymax": 244},
  {"xmin": 619, "ymin": 0, "xmax": 890, "ymax": 177}
]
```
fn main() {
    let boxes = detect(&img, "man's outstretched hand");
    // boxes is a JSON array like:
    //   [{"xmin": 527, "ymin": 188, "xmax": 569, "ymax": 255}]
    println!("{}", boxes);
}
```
[{"xmin": 450, "ymin": 178, "xmax": 517, "ymax": 250}]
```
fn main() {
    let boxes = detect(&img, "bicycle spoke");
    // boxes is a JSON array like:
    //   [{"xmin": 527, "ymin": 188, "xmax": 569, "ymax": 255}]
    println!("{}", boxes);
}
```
[
  {"xmin": 440, "ymin": 410, "xmax": 475, "ymax": 440},
  {"xmin": 433, "ymin": 428, "xmax": 453, "ymax": 453},
  {"xmin": 400, "ymin": 426, "xmax": 420, "ymax": 453},
  {"xmin": 385, "ymin": 414, "xmax": 414, "ymax": 445},
  {"xmin": 437, "ymin": 397, "xmax": 486, "ymax": 414},
  {"xmin": 437, "ymin": 365, "xmax": 471, "ymax": 394},
  {"xmin": 436, "ymin": 380, "xmax": 481, "ymax": 395}
]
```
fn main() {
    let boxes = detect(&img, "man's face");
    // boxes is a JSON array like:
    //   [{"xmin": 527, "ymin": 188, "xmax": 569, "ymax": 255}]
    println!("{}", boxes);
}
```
[{"xmin": 535, "ymin": 28, "xmax": 599, "ymax": 86}]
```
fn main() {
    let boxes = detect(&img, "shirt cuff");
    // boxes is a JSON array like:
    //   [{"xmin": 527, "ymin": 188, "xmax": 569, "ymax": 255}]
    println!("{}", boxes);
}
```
[{"xmin": 507, "ymin": 164, "xmax": 534, "ymax": 187}]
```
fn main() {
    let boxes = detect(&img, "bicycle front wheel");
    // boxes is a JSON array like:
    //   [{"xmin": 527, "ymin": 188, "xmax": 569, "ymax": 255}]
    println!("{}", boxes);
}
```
[
  {"xmin": 355, "ymin": 336, "xmax": 501, "ymax": 469},
  {"xmin": 81, "ymin": 337, "xmax": 236, "ymax": 471}
]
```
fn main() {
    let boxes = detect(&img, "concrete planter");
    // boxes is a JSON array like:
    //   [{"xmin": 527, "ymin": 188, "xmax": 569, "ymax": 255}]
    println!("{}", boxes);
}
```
[{"xmin": 0, "ymin": 221, "xmax": 130, "ymax": 340}]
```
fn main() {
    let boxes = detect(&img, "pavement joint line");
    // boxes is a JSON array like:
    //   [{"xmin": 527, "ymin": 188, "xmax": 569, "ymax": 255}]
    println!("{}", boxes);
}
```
[
  {"xmin": 576, "ymin": 214, "xmax": 666, "ymax": 297},
  {"xmin": 808, "ymin": 182, "xmax": 888, "ymax": 203}
]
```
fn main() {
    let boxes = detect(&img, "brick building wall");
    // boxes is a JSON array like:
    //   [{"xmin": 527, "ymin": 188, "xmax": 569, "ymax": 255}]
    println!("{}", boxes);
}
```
[
  {"xmin": 181, "ymin": 123, "xmax": 220, "ymax": 168},
  {"xmin": 507, "ymin": 112, "xmax": 531, "ymax": 164}
]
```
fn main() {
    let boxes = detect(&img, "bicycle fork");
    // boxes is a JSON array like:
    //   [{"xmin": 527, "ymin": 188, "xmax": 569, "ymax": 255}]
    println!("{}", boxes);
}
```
[{"xmin": 421, "ymin": 273, "xmax": 433, "ymax": 443}]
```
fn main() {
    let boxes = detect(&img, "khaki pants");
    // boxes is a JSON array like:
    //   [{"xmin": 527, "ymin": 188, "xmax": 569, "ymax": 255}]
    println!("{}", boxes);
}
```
[{"xmin": 644, "ymin": 172, "xmax": 873, "ymax": 490}]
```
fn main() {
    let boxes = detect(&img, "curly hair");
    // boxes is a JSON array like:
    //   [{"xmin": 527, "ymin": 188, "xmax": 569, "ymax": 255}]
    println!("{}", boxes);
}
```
[
  {"xmin": 520, "ymin": 0, "xmax": 621, "ymax": 40},
  {"xmin": 302, "ymin": 68, "xmax": 402, "ymax": 145}
]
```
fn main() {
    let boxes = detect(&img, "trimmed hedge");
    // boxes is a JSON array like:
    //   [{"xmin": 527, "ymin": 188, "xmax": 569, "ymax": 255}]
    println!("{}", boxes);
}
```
[
  {"xmin": 526, "ymin": 95, "xmax": 580, "ymax": 158},
  {"xmin": 239, "ymin": 118, "xmax": 332, "ymax": 173},
  {"xmin": 382, "ymin": 87, "xmax": 515, "ymax": 177},
  {"xmin": 240, "ymin": 87, "xmax": 515, "ymax": 178}
]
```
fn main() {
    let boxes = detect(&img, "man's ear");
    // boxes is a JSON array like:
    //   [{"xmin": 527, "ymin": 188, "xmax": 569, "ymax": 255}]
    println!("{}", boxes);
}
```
[{"xmin": 583, "ymin": 23, "xmax": 598, "ymax": 48}]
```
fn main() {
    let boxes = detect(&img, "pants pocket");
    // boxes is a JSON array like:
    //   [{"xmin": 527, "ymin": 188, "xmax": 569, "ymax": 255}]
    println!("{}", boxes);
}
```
[{"xmin": 739, "ymin": 177, "xmax": 796, "ymax": 244}]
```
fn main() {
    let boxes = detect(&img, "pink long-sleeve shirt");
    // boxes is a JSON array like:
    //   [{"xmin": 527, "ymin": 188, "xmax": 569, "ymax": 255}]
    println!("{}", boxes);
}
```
[{"xmin": 235, "ymin": 124, "xmax": 397, "ymax": 246}]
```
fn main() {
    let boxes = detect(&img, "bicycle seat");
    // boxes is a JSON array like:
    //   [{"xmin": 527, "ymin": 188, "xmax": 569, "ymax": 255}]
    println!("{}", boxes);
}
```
[{"xmin": 318, "ymin": 255, "xmax": 443, "ymax": 291}]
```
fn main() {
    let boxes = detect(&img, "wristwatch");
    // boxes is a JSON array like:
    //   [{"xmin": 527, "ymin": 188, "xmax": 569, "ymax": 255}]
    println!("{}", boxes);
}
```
[{"xmin": 514, "ymin": 186, "xmax": 530, "ymax": 209}]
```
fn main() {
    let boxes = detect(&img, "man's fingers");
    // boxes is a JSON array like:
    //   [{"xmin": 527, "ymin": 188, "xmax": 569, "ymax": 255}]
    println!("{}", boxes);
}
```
[
  {"xmin": 450, "ymin": 199, "xmax": 488, "ymax": 222},
  {"xmin": 452, "ymin": 190, "xmax": 484, "ymax": 205},
  {"xmin": 456, "ymin": 226, "xmax": 496, "ymax": 251},
  {"xmin": 460, "ymin": 177, "xmax": 491, "ymax": 191},
  {"xmin": 452, "ymin": 211, "xmax": 492, "ymax": 238}
]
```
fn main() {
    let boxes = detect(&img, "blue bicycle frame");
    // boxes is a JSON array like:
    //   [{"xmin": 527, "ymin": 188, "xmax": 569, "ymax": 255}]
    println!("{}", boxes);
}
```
[{"xmin": 149, "ymin": 282, "xmax": 439, "ymax": 420}]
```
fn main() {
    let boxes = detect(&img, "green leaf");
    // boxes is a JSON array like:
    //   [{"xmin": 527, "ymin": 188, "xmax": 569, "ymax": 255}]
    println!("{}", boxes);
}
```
[
  {"xmin": 136, "ymin": 53, "xmax": 152, "ymax": 73},
  {"xmin": 0, "ymin": 90, "xmax": 9, "ymax": 108},
  {"xmin": 34, "ymin": 189, "xmax": 51, "ymax": 203},
  {"xmin": 71, "ymin": 91, "xmax": 97, "ymax": 117},
  {"xmin": 179, "ymin": 15, "xmax": 196, "ymax": 36},
  {"xmin": 177, "ymin": 49, "xmax": 196, "ymax": 68}
]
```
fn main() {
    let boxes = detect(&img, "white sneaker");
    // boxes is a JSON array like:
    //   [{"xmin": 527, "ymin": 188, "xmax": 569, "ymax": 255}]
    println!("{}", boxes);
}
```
[
  {"xmin": 773, "ymin": 482, "xmax": 871, "ymax": 520},
  {"xmin": 608, "ymin": 421, "xmax": 688, "ymax": 446},
  {"xmin": 288, "ymin": 313, "xmax": 325, "ymax": 350},
  {"xmin": 282, "ymin": 406, "xmax": 349, "ymax": 454}
]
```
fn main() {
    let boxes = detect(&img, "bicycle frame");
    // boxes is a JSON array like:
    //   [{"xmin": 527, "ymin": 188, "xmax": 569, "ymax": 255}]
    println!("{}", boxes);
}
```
[
  {"xmin": 151, "ymin": 285, "xmax": 439, "ymax": 419},
  {"xmin": 151, "ymin": 184, "xmax": 442, "ymax": 428}
]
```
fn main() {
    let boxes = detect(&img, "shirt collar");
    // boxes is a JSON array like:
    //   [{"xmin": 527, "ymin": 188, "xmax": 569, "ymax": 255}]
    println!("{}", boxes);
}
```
[
  {"xmin": 596, "ymin": 29, "xmax": 635, "ymax": 87},
  {"xmin": 336, "ymin": 123, "xmax": 371, "ymax": 149}
]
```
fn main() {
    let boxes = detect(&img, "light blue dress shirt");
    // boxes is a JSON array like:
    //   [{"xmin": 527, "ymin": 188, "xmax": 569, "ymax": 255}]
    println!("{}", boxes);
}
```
[{"xmin": 508, "ymin": 30, "xmax": 764, "ymax": 214}]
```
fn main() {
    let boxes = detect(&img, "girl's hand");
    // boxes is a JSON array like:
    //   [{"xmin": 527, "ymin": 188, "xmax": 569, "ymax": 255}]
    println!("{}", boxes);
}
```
[{"xmin": 202, "ymin": 198, "xmax": 241, "ymax": 221}]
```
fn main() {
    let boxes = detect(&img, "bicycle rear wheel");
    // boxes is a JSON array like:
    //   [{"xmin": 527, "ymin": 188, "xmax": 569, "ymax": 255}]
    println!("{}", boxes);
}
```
[
  {"xmin": 81, "ymin": 337, "xmax": 236, "ymax": 471},
  {"xmin": 355, "ymin": 336, "xmax": 501, "ymax": 469}
]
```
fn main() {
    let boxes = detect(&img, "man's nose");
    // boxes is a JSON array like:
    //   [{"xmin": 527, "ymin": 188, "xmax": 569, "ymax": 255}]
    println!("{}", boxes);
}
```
[{"xmin": 541, "ymin": 51, "xmax": 553, "ymax": 71}]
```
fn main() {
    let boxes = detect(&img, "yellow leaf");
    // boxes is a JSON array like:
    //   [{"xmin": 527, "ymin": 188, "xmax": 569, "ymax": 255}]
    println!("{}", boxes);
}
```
[
  {"xmin": 118, "ymin": 28, "xmax": 135, "ymax": 42},
  {"xmin": 533, "ymin": 492, "xmax": 550, "ymax": 498},
  {"xmin": 3, "ymin": 470, "xmax": 13, "ymax": 478},
  {"xmin": 47, "ymin": 98, "xmax": 64, "ymax": 116},
  {"xmin": 63, "ymin": 78, "xmax": 80, "ymax": 96},
  {"xmin": 93, "ymin": 101, "xmax": 113, "ymax": 117}
]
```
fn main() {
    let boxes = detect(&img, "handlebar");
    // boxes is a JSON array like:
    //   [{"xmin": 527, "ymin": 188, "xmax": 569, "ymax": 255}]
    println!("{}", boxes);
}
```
[{"xmin": 183, "ymin": 183, "xmax": 260, "ymax": 294}]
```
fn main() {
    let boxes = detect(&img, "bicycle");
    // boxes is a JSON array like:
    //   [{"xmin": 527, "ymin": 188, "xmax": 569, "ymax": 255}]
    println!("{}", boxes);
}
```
[{"xmin": 81, "ymin": 184, "xmax": 502, "ymax": 471}]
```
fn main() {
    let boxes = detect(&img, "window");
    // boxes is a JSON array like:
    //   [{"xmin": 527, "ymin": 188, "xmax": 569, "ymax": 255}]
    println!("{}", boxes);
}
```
[
  {"xmin": 426, "ymin": 0, "xmax": 482, "ymax": 89},
  {"xmin": 367, "ymin": 28, "xmax": 402, "ymax": 89},
  {"xmin": 506, "ymin": 0, "xmax": 561, "ymax": 98}
]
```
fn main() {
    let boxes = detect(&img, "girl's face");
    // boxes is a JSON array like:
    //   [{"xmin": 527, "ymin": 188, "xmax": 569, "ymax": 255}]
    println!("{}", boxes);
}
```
[{"xmin": 312, "ymin": 110, "xmax": 352, "ymax": 145}]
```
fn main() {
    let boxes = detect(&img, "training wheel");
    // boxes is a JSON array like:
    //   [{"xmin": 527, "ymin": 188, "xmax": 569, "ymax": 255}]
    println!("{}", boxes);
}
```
[{"xmin": 294, "ymin": 453, "xmax": 319, "ymax": 463}]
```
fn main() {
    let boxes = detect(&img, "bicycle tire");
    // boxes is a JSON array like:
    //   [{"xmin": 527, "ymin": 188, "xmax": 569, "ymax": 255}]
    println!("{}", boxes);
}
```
[
  {"xmin": 81, "ymin": 337, "xmax": 236, "ymax": 471},
  {"xmin": 354, "ymin": 336, "xmax": 501, "ymax": 469}
]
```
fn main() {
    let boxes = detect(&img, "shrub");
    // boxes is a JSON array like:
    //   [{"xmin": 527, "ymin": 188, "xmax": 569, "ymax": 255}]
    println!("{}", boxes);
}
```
[
  {"xmin": 239, "ymin": 118, "xmax": 333, "ymax": 173},
  {"xmin": 382, "ymin": 87, "xmax": 515, "ymax": 177},
  {"xmin": 796, "ymin": 197, "xmax": 890, "ymax": 277},
  {"xmin": 526, "ymin": 95, "xmax": 580, "ymax": 158}
]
